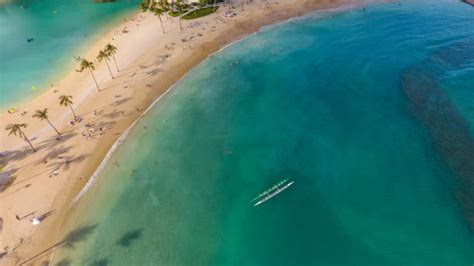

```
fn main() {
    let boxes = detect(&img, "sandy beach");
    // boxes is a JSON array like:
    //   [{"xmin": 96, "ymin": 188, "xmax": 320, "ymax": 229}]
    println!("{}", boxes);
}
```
[{"xmin": 0, "ymin": 0, "xmax": 387, "ymax": 264}]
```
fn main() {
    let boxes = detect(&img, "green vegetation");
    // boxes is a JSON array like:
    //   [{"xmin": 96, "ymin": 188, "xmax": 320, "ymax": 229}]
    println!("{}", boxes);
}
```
[
  {"xmin": 104, "ymin": 43, "xmax": 119, "ymax": 72},
  {"xmin": 77, "ymin": 59, "xmax": 100, "ymax": 92},
  {"xmin": 140, "ymin": 0, "xmax": 150, "ymax": 12},
  {"xmin": 32, "ymin": 108, "xmax": 61, "ymax": 136},
  {"xmin": 5, "ymin": 123, "xmax": 36, "ymax": 152},
  {"xmin": 59, "ymin": 95, "xmax": 77, "ymax": 120},
  {"xmin": 97, "ymin": 50, "xmax": 114, "ymax": 79},
  {"xmin": 183, "ymin": 6, "xmax": 219, "ymax": 20},
  {"xmin": 153, "ymin": 8, "xmax": 166, "ymax": 33},
  {"xmin": 169, "ymin": 10, "xmax": 185, "ymax": 17}
]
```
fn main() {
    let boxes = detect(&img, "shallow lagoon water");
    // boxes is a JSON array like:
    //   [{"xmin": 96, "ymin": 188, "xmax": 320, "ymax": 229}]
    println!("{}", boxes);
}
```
[
  {"xmin": 0, "ymin": 0, "xmax": 140, "ymax": 108},
  {"xmin": 54, "ymin": 1, "xmax": 474, "ymax": 265}
]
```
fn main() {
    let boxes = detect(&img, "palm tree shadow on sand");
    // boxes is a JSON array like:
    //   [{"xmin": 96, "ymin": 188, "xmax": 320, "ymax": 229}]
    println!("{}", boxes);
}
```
[{"xmin": 19, "ymin": 223, "xmax": 98, "ymax": 265}]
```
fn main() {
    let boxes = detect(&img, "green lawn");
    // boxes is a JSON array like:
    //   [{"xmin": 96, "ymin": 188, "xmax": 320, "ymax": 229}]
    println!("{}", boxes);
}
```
[
  {"xmin": 169, "ymin": 10, "xmax": 185, "ymax": 17},
  {"xmin": 183, "ymin": 6, "xmax": 219, "ymax": 20}
]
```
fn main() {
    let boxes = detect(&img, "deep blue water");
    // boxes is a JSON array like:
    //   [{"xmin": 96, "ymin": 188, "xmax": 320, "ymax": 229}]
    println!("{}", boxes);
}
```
[
  {"xmin": 54, "ymin": 1, "xmax": 474, "ymax": 265},
  {"xmin": 0, "ymin": 0, "xmax": 140, "ymax": 108}
]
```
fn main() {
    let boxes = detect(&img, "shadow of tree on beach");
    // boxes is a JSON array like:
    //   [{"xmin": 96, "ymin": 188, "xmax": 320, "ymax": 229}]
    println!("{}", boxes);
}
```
[
  {"xmin": 0, "ymin": 131, "xmax": 79, "ymax": 170},
  {"xmin": 121, "ymin": 54, "xmax": 171, "ymax": 73},
  {"xmin": 0, "ymin": 168, "xmax": 59, "ymax": 198},
  {"xmin": 103, "ymin": 109, "xmax": 133, "ymax": 119},
  {"xmin": 0, "ymin": 171, "xmax": 16, "ymax": 193},
  {"xmin": 116, "ymin": 228, "xmax": 143, "ymax": 247},
  {"xmin": 111, "ymin": 97, "xmax": 132, "ymax": 107},
  {"xmin": 38, "ymin": 145, "xmax": 74, "ymax": 164},
  {"xmin": 19, "ymin": 224, "xmax": 98, "ymax": 265},
  {"xmin": 48, "ymin": 154, "xmax": 89, "ymax": 172}
]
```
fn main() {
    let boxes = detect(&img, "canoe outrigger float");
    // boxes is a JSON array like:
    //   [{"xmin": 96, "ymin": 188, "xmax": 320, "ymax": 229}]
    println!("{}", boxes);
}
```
[
  {"xmin": 251, "ymin": 178, "xmax": 288, "ymax": 202},
  {"xmin": 253, "ymin": 179, "xmax": 294, "ymax": 206}
]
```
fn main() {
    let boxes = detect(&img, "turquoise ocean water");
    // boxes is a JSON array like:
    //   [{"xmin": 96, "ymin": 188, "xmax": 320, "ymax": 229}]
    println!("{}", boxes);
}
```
[
  {"xmin": 0, "ymin": 0, "xmax": 140, "ymax": 108},
  {"xmin": 53, "ymin": 0, "xmax": 474, "ymax": 265}
]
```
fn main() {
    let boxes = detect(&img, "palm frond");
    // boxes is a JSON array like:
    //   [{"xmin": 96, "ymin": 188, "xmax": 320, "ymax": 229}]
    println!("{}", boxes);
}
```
[
  {"xmin": 5, "ymin": 123, "xmax": 27, "ymax": 137},
  {"xmin": 33, "ymin": 108, "xmax": 48, "ymax": 120}
]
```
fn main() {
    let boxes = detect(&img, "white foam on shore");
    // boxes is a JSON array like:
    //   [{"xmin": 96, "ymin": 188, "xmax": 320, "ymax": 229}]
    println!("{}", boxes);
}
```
[
  {"xmin": 71, "ymin": 16, "xmax": 261, "ymax": 206},
  {"xmin": 70, "ymin": 1, "xmax": 378, "ymax": 205},
  {"xmin": 70, "ymin": 74, "xmax": 175, "ymax": 205}
]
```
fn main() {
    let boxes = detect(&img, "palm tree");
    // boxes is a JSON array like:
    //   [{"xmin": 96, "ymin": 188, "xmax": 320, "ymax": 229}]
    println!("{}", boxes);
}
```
[
  {"xmin": 146, "ymin": 0, "xmax": 153, "ymax": 11},
  {"xmin": 154, "ymin": 7, "xmax": 166, "ymax": 34},
  {"xmin": 5, "ymin": 123, "xmax": 36, "ymax": 152},
  {"xmin": 32, "ymin": 108, "xmax": 61, "ymax": 136},
  {"xmin": 97, "ymin": 50, "xmax": 114, "ymax": 79},
  {"xmin": 140, "ymin": 0, "xmax": 149, "ymax": 12},
  {"xmin": 59, "ymin": 95, "xmax": 77, "ymax": 120},
  {"xmin": 77, "ymin": 59, "xmax": 100, "ymax": 92},
  {"xmin": 162, "ymin": 1, "xmax": 172, "ymax": 21},
  {"xmin": 177, "ymin": 1, "xmax": 184, "ymax": 33},
  {"xmin": 105, "ymin": 43, "xmax": 119, "ymax": 72}
]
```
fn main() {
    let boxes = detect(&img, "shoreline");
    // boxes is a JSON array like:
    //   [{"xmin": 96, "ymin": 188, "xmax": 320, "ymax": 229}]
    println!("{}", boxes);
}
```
[
  {"xmin": 0, "ymin": 7, "xmax": 141, "ymax": 112},
  {"xmin": 0, "ymin": 0, "xmax": 388, "ymax": 264},
  {"xmin": 72, "ymin": 1, "xmax": 364, "ymax": 206}
]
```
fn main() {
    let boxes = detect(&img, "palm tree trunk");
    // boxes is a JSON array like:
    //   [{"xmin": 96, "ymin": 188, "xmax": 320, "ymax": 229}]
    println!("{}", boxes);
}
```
[
  {"xmin": 88, "ymin": 67, "xmax": 100, "ymax": 92},
  {"xmin": 241, "ymin": 0, "xmax": 244, "ymax": 11},
  {"xmin": 158, "ymin": 14, "xmax": 165, "ymax": 33},
  {"xmin": 69, "ymin": 105, "xmax": 77, "ymax": 119},
  {"xmin": 24, "ymin": 137, "xmax": 36, "ymax": 152},
  {"xmin": 105, "ymin": 59, "xmax": 114, "ymax": 79},
  {"xmin": 147, "ymin": 0, "xmax": 153, "ymax": 11},
  {"xmin": 46, "ymin": 118, "xmax": 61, "ymax": 136},
  {"xmin": 19, "ymin": 128, "xmax": 36, "ymax": 152},
  {"xmin": 112, "ymin": 54, "xmax": 120, "ymax": 72}
]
